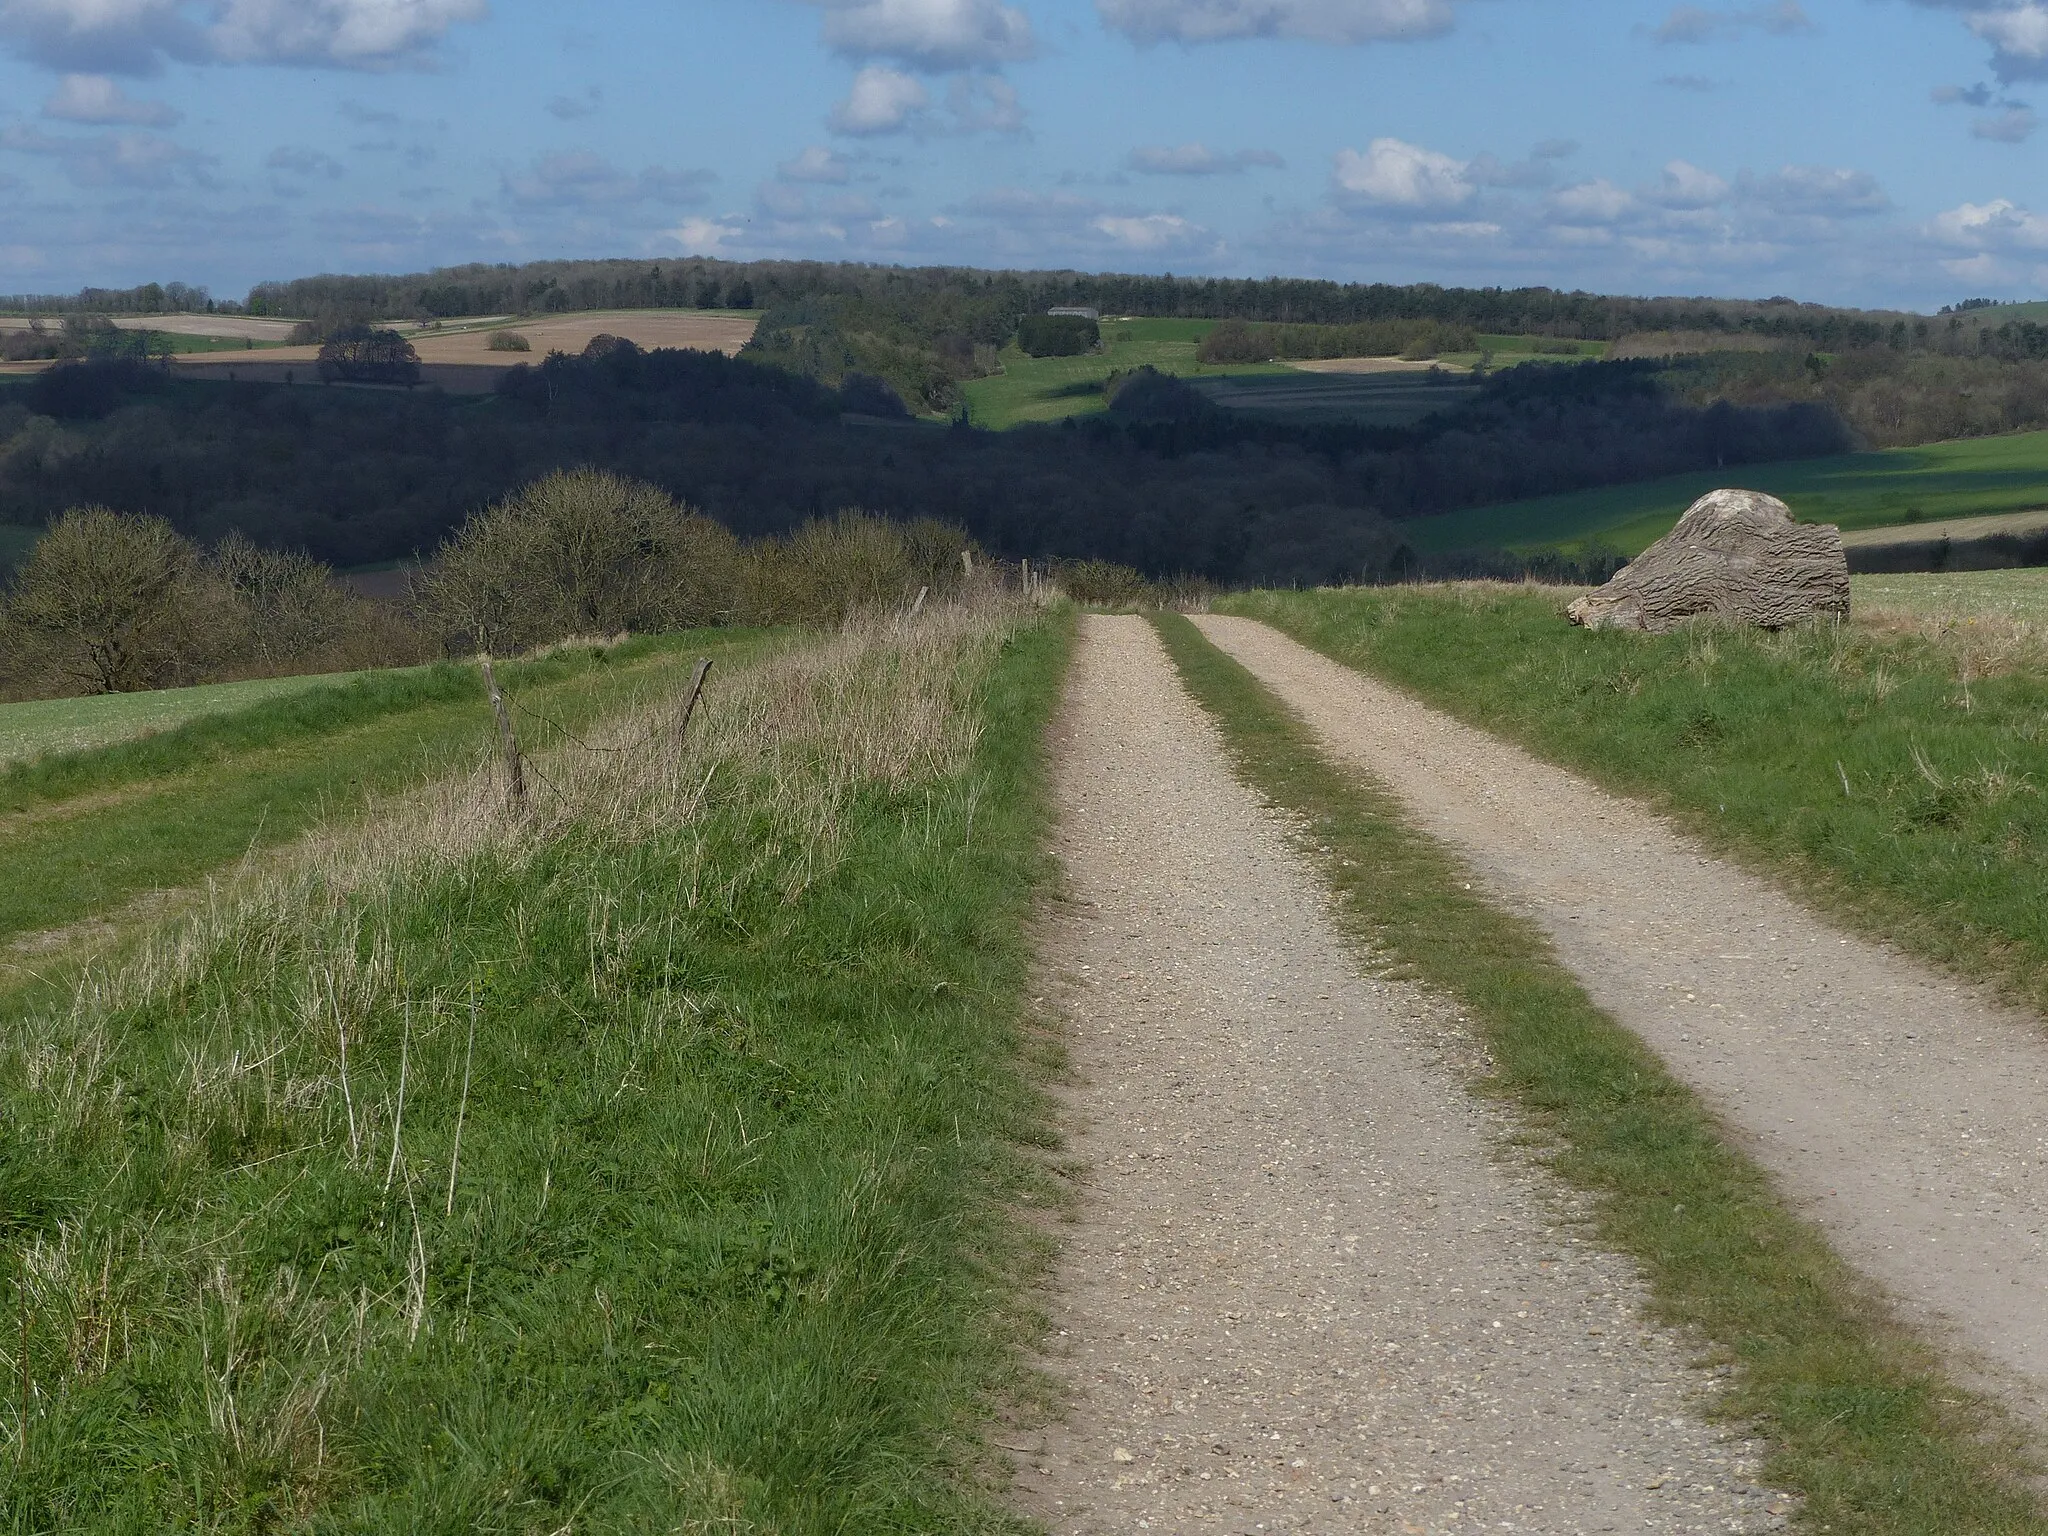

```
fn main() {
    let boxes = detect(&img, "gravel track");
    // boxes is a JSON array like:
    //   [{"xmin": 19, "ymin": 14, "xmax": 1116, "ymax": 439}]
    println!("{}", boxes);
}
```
[
  {"xmin": 1195, "ymin": 613, "xmax": 2048, "ymax": 1428},
  {"xmin": 1017, "ymin": 615, "xmax": 1782, "ymax": 1534}
]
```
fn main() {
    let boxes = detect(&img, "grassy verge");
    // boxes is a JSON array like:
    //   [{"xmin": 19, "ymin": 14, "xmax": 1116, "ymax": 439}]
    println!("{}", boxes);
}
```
[
  {"xmin": 1222, "ymin": 585, "xmax": 2048, "ymax": 1016},
  {"xmin": 1852, "ymin": 567, "xmax": 2048, "ymax": 621},
  {"xmin": 1403, "ymin": 428, "xmax": 2048, "ymax": 556},
  {"xmin": 1, "ymin": 601, "xmax": 1071, "ymax": 1530},
  {"xmin": 1150, "ymin": 610, "xmax": 2043, "ymax": 1532},
  {"xmin": 0, "ymin": 636, "xmax": 763, "ymax": 951}
]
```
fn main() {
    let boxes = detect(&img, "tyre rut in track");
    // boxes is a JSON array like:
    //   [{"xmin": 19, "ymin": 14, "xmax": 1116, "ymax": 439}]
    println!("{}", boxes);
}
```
[
  {"xmin": 1195, "ymin": 612, "xmax": 2048, "ymax": 1431},
  {"xmin": 1016, "ymin": 614, "xmax": 1784, "ymax": 1535}
]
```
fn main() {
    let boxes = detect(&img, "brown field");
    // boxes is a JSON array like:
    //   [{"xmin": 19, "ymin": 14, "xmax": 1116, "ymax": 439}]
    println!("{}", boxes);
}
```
[
  {"xmin": 1285, "ymin": 356, "xmax": 1458, "ymax": 375},
  {"xmin": 171, "ymin": 310, "xmax": 759, "ymax": 374},
  {"xmin": 0, "ymin": 314, "xmax": 299, "ymax": 342},
  {"xmin": 1838, "ymin": 507, "xmax": 2048, "ymax": 547}
]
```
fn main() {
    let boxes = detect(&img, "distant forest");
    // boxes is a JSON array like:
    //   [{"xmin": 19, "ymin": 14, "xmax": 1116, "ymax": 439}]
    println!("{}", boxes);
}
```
[{"xmin": 0, "ymin": 349, "xmax": 1846, "ymax": 586}]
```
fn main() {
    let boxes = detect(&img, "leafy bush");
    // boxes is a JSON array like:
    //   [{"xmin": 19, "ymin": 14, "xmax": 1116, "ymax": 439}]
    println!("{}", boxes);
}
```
[
  {"xmin": 1057, "ymin": 559, "xmax": 1151, "ymax": 605},
  {"xmin": 744, "ymin": 512, "xmax": 974, "ymax": 626},
  {"xmin": 487, "ymin": 330, "xmax": 532, "ymax": 352},
  {"xmin": 1017, "ymin": 314, "xmax": 1099, "ymax": 357}
]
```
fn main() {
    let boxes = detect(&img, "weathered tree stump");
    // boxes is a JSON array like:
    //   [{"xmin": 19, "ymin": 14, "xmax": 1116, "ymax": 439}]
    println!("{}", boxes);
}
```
[{"xmin": 1566, "ymin": 488, "xmax": 1849, "ymax": 633}]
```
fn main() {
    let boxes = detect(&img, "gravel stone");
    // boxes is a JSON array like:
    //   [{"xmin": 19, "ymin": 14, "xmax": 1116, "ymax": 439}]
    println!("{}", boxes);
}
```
[
  {"xmin": 1017, "ymin": 615, "xmax": 1781, "ymax": 1534},
  {"xmin": 1197, "ymin": 612, "xmax": 2048, "ymax": 1431}
]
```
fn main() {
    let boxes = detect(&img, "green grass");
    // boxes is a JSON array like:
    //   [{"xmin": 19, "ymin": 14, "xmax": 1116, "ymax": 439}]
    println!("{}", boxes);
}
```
[
  {"xmin": 0, "ymin": 637, "xmax": 759, "ymax": 953},
  {"xmin": 1152, "ymin": 609, "xmax": 2045, "ymax": 1533},
  {"xmin": 1220, "ymin": 585, "xmax": 2048, "ymax": 1016},
  {"xmin": 0, "ymin": 607, "xmax": 1072, "ymax": 1530},
  {"xmin": 959, "ymin": 317, "xmax": 1289, "ymax": 429},
  {"xmin": 1853, "ymin": 567, "xmax": 2048, "ymax": 620},
  {"xmin": 1404, "ymin": 429, "xmax": 2048, "ymax": 556},
  {"xmin": 0, "ymin": 670, "xmax": 409, "ymax": 768}
]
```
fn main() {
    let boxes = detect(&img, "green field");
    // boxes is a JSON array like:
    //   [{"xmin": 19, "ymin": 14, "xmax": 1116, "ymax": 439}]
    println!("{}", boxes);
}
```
[
  {"xmin": 958, "ymin": 316, "xmax": 1287, "ymax": 428},
  {"xmin": 959, "ymin": 323, "xmax": 1602, "ymax": 430},
  {"xmin": 0, "ymin": 668, "xmax": 388, "ymax": 765},
  {"xmin": 1186, "ymin": 368, "xmax": 1481, "ymax": 426},
  {"xmin": 1852, "ymin": 565, "xmax": 2048, "ymax": 619},
  {"xmin": 1403, "ymin": 429, "xmax": 2048, "ymax": 555}
]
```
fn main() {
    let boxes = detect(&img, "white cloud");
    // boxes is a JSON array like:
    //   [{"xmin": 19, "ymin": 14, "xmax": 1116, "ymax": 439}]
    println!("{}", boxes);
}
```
[
  {"xmin": 0, "ymin": 122, "xmax": 208, "ymax": 185},
  {"xmin": 1749, "ymin": 164, "xmax": 1887, "ymax": 215},
  {"xmin": 804, "ymin": 0, "xmax": 1035, "ymax": 69},
  {"xmin": 1650, "ymin": 0, "xmax": 1813, "ymax": 43},
  {"xmin": 666, "ymin": 216, "xmax": 747, "ymax": 255},
  {"xmin": 1930, "ymin": 196, "xmax": 2048, "ymax": 249},
  {"xmin": 0, "ymin": 0, "xmax": 486, "ymax": 73},
  {"xmin": 267, "ymin": 143, "xmax": 343, "ymax": 177},
  {"xmin": 945, "ymin": 71, "xmax": 1024, "ymax": 132},
  {"xmin": 42, "ymin": 71, "xmax": 178, "ymax": 123},
  {"xmin": 829, "ymin": 64, "xmax": 930, "ymax": 134},
  {"xmin": 1968, "ymin": 3, "xmax": 2048, "ymax": 78},
  {"xmin": 1128, "ymin": 141, "xmax": 1284, "ymax": 173},
  {"xmin": 1973, "ymin": 104, "xmax": 2039, "ymax": 138},
  {"xmin": 1098, "ymin": 0, "xmax": 1456, "ymax": 45},
  {"xmin": 1550, "ymin": 178, "xmax": 1633, "ymax": 222},
  {"xmin": 779, "ymin": 145, "xmax": 854, "ymax": 183},
  {"xmin": 1332, "ymin": 136, "xmax": 1470, "ymax": 207},
  {"xmin": 1650, "ymin": 159, "xmax": 1729, "ymax": 208},
  {"xmin": 546, "ymin": 86, "xmax": 601, "ymax": 120},
  {"xmin": 502, "ymin": 151, "xmax": 714, "ymax": 207},
  {"xmin": 1090, "ymin": 211, "xmax": 1204, "ymax": 249}
]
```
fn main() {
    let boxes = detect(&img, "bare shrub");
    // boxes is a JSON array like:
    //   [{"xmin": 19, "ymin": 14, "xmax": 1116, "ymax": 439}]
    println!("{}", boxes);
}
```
[
  {"xmin": 412, "ymin": 469, "xmax": 742, "ymax": 653},
  {"xmin": 742, "ymin": 512, "xmax": 974, "ymax": 626},
  {"xmin": 486, "ymin": 330, "xmax": 531, "ymax": 353}
]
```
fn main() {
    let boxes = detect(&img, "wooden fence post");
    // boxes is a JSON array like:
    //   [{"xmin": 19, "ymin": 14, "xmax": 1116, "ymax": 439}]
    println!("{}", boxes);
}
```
[
  {"xmin": 909, "ymin": 585, "xmax": 929, "ymax": 618},
  {"xmin": 679, "ymin": 657, "xmax": 713, "ymax": 741},
  {"xmin": 479, "ymin": 655, "xmax": 525, "ymax": 806}
]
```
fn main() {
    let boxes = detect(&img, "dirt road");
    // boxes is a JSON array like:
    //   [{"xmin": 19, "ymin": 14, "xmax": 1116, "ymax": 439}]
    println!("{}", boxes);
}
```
[
  {"xmin": 1196, "ymin": 614, "xmax": 2048, "ymax": 1426},
  {"xmin": 1020, "ymin": 615, "xmax": 1783, "ymax": 1534}
]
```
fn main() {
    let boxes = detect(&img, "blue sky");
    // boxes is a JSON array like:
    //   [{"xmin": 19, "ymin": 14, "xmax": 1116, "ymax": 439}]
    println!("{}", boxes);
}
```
[{"xmin": 0, "ymin": 0, "xmax": 2044, "ymax": 310}]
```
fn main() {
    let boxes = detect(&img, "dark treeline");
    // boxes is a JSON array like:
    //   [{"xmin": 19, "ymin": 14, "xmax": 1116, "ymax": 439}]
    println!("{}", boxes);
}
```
[
  {"xmin": 242, "ymin": 255, "xmax": 1913, "ymax": 340},
  {"xmin": 0, "ymin": 348, "xmax": 1846, "ymax": 587},
  {"xmin": 0, "ymin": 281, "xmax": 223, "ymax": 315}
]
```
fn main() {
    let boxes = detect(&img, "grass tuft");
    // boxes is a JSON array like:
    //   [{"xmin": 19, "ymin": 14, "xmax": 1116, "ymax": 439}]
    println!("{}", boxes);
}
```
[{"xmin": 1152, "ymin": 609, "xmax": 2045, "ymax": 1534}]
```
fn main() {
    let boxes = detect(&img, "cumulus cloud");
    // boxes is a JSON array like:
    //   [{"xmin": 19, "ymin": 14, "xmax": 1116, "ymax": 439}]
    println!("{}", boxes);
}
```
[
  {"xmin": 0, "ymin": 0, "xmax": 487, "ymax": 74},
  {"xmin": 42, "ymin": 72, "xmax": 178, "ymax": 124},
  {"xmin": 1098, "ymin": 0, "xmax": 1457, "ymax": 45},
  {"xmin": 800, "ymin": 0, "xmax": 1035, "ymax": 69},
  {"xmin": 0, "ymin": 122, "xmax": 209, "ymax": 185},
  {"xmin": 546, "ymin": 86, "xmax": 601, "ymax": 120},
  {"xmin": 1333, "ymin": 136, "xmax": 1471, "ymax": 207},
  {"xmin": 945, "ymin": 71, "xmax": 1024, "ymax": 132},
  {"xmin": 1549, "ymin": 178, "xmax": 1633, "ymax": 223},
  {"xmin": 1967, "ymin": 3, "xmax": 2048, "ymax": 80},
  {"xmin": 1930, "ymin": 196, "xmax": 2048, "ymax": 249},
  {"xmin": 1973, "ymin": 103, "xmax": 2039, "ymax": 138},
  {"xmin": 666, "ymin": 216, "xmax": 748, "ymax": 255},
  {"xmin": 1090, "ymin": 212, "xmax": 1204, "ymax": 249},
  {"xmin": 1649, "ymin": 0, "xmax": 1813, "ymax": 43},
  {"xmin": 829, "ymin": 64, "xmax": 931, "ymax": 133},
  {"xmin": 1649, "ymin": 158, "xmax": 1729, "ymax": 208},
  {"xmin": 1931, "ymin": 80, "xmax": 1996, "ymax": 104},
  {"xmin": 779, "ymin": 145, "xmax": 855, "ymax": 183},
  {"xmin": 267, "ymin": 143, "xmax": 344, "ymax": 177},
  {"xmin": 502, "ymin": 150, "xmax": 714, "ymax": 208},
  {"xmin": 1127, "ymin": 141, "xmax": 1284, "ymax": 174},
  {"xmin": 1746, "ymin": 164, "xmax": 1887, "ymax": 215}
]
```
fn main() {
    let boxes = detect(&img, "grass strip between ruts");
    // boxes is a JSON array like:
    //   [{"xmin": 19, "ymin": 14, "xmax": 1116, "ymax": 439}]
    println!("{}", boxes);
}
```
[{"xmin": 1149, "ymin": 611, "xmax": 2044, "ymax": 1535}]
